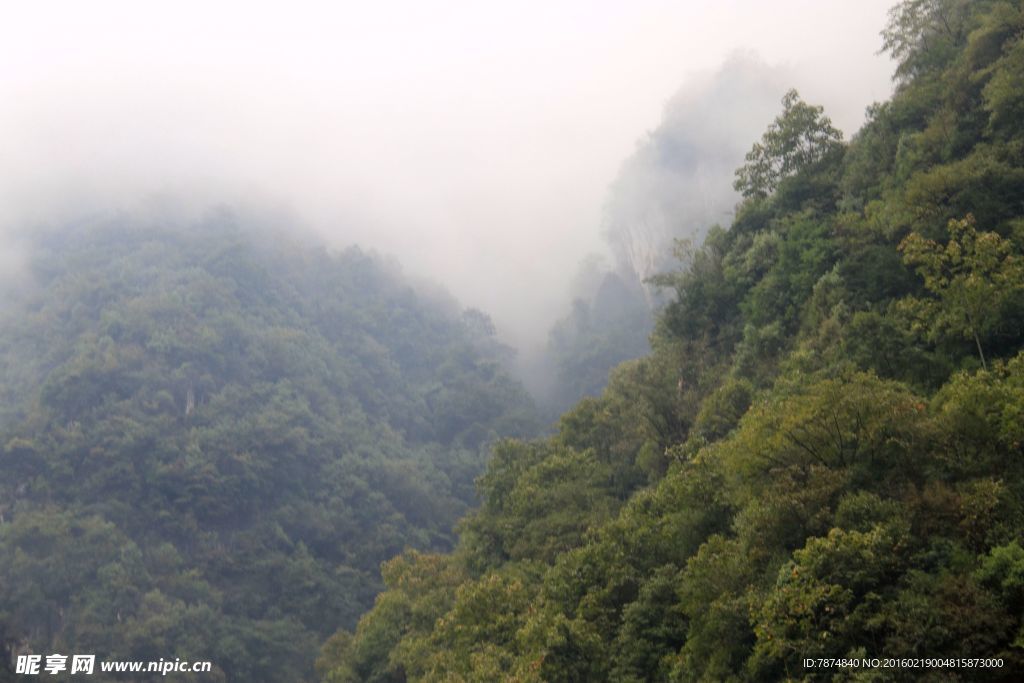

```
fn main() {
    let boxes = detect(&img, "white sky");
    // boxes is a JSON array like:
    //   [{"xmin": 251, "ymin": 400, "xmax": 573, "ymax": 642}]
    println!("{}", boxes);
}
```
[{"xmin": 0, "ymin": 0, "xmax": 897, "ymax": 347}]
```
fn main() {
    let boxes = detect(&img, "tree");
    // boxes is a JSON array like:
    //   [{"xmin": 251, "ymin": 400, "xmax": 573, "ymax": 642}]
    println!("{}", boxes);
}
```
[
  {"xmin": 733, "ymin": 90, "xmax": 844, "ymax": 199},
  {"xmin": 899, "ymin": 214, "xmax": 1024, "ymax": 369},
  {"xmin": 881, "ymin": 0, "xmax": 980, "ymax": 84}
]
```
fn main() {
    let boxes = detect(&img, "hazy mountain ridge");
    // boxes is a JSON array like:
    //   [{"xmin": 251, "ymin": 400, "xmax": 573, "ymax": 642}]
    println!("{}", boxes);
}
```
[
  {"xmin": 0, "ymin": 213, "xmax": 537, "ymax": 681},
  {"xmin": 537, "ymin": 56, "xmax": 792, "ymax": 415}
]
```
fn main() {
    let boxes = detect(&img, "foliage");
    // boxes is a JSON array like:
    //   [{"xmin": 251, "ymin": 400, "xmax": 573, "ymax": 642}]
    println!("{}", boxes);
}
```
[
  {"xmin": 543, "ymin": 272, "xmax": 652, "ymax": 416},
  {"xmin": 733, "ymin": 89, "xmax": 844, "ymax": 199},
  {"xmin": 324, "ymin": 1, "xmax": 1024, "ymax": 679},
  {"xmin": 0, "ymin": 218, "xmax": 537, "ymax": 681},
  {"xmin": 881, "ymin": 0, "xmax": 985, "ymax": 84},
  {"xmin": 899, "ymin": 214, "xmax": 1024, "ymax": 368}
]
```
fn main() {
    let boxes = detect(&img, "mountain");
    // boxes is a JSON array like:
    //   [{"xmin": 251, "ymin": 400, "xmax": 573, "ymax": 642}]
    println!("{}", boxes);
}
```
[
  {"xmin": 0, "ymin": 211, "xmax": 537, "ymax": 682},
  {"xmin": 320, "ymin": 1, "xmax": 1024, "ymax": 680},
  {"xmin": 539, "ymin": 55, "xmax": 791, "ymax": 416}
]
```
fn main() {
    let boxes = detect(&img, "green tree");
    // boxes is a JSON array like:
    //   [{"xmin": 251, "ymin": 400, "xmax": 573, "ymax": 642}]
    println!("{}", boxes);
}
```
[
  {"xmin": 899, "ymin": 214, "xmax": 1024, "ymax": 369},
  {"xmin": 881, "ymin": 0, "xmax": 980, "ymax": 84},
  {"xmin": 733, "ymin": 90, "xmax": 844, "ymax": 199}
]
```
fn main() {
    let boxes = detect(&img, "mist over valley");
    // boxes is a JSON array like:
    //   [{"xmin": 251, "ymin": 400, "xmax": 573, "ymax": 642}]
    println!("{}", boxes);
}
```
[{"xmin": 6, "ymin": 1, "xmax": 1024, "ymax": 681}]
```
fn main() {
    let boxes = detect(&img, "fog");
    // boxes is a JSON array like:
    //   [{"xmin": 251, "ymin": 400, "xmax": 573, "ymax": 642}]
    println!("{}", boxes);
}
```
[
  {"xmin": 0, "ymin": 0, "xmax": 895, "ymax": 351},
  {"xmin": 603, "ymin": 54, "xmax": 794, "ymax": 295}
]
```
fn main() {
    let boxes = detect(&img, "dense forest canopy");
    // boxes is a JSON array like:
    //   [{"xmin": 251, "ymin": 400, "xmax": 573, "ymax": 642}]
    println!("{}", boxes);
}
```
[
  {"xmin": 320, "ymin": 1, "xmax": 1024, "ymax": 680},
  {"xmin": 0, "ymin": 214, "xmax": 537, "ymax": 681}
]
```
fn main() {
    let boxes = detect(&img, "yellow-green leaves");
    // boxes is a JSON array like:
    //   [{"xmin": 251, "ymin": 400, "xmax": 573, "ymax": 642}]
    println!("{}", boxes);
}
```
[{"xmin": 899, "ymin": 214, "xmax": 1024, "ymax": 368}]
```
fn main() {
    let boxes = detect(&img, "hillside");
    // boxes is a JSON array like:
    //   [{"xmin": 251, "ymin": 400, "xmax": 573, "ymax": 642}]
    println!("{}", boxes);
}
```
[
  {"xmin": 539, "ymin": 56, "xmax": 789, "ymax": 416},
  {"xmin": 319, "ymin": 1, "xmax": 1024, "ymax": 680},
  {"xmin": 0, "ymin": 213, "xmax": 537, "ymax": 681}
]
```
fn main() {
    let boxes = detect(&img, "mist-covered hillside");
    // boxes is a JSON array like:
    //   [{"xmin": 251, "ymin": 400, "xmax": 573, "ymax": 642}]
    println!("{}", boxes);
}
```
[
  {"xmin": 321, "ymin": 1, "xmax": 1024, "ymax": 680},
  {"xmin": 540, "ymin": 56, "xmax": 792, "ymax": 414},
  {"xmin": 0, "ymin": 214, "xmax": 536, "ymax": 681}
]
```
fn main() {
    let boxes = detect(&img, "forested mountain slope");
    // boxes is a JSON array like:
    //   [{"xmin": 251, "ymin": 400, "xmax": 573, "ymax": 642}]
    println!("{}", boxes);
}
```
[
  {"xmin": 320, "ymin": 1, "xmax": 1024, "ymax": 680},
  {"xmin": 540, "ymin": 56, "xmax": 790, "ymax": 417},
  {"xmin": 0, "ymin": 214, "xmax": 537, "ymax": 681}
]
